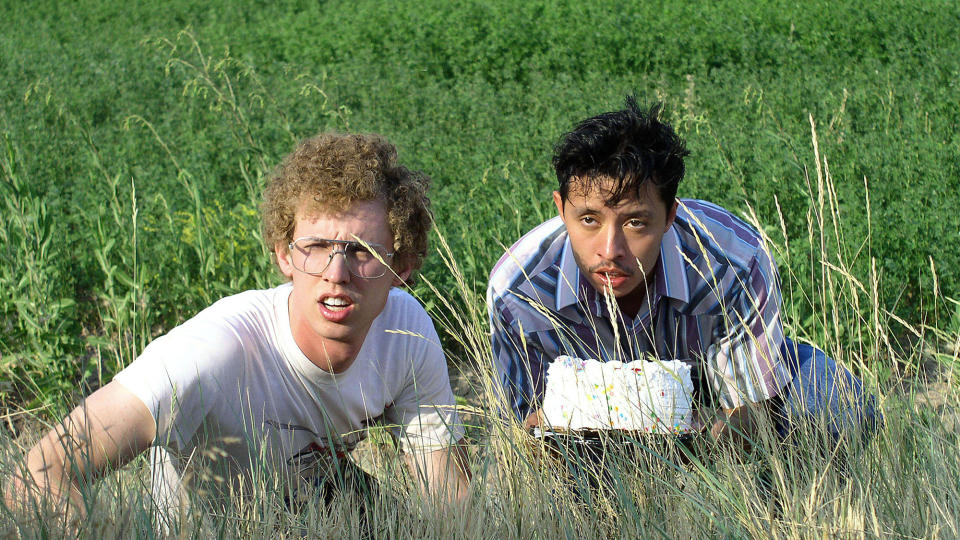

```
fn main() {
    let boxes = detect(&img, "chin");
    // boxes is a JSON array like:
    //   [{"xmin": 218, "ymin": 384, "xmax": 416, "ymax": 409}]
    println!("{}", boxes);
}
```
[
  {"xmin": 590, "ymin": 279, "xmax": 638, "ymax": 297},
  {"xmin": 313, "ymin": 322, "xmax": 355, "ymax": 341},
  {"xmin": 616, "ymin": 283, "xmax": 645, "ymax": 297}
]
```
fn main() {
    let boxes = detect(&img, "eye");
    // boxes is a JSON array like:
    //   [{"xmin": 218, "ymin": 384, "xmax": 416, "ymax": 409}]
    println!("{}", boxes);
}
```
[
  {"xmin": 305, "ymin": 239, "xmax": 332, "ymax": 250},
  {"xmin": 580, "ymin": 216, "xmax": 598, "ymax": 226},
  {"xmin": 625, "ymin": 219, "xmax": 646, "ymax": 230},
  {"xmin": 346, "ymin": 242, "xmax": 375, "ymax": 261}
]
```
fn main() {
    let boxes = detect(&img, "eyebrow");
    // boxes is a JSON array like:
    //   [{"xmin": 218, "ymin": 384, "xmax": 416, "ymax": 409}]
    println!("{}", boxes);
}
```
[
  {"xmin": 293, "ymin": 236, "xmax": 388, "ymax": 249},
  {"xmin": 573, "ymin": 205, "xmax": 653, "ymax": 220}
]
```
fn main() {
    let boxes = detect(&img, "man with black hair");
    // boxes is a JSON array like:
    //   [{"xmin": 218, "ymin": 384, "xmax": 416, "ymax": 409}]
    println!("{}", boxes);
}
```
[{"xmin": 487, "ymin": 97, "xmax": 878, "ymax": 448}]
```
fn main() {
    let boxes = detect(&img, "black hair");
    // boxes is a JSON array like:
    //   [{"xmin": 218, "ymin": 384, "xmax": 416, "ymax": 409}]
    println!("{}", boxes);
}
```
[{"xmin": 552, "ymin": 96, "xmax": 689, "ymax": 208}]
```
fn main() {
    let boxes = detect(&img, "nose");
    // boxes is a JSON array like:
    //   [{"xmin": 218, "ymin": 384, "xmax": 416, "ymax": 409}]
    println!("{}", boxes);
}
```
[
  {"xmin": 598, "ymin": 225, "xmax": 627, "ymax": 261},
  {"xmin": 321, "ymin": 249, "xmax": 351, "ymax": 283}
]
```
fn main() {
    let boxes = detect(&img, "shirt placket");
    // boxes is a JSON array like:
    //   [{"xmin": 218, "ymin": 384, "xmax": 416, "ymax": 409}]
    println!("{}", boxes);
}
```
[{"xmin": 624, "ymin": 291, "xmax": 662, "ymax": 362}]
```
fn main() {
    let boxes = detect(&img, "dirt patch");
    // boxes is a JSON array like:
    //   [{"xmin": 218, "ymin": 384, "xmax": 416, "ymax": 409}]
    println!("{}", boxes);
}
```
[{"xmin": 905, "ymin": 379, "xmax": 959, "ymax": 433}]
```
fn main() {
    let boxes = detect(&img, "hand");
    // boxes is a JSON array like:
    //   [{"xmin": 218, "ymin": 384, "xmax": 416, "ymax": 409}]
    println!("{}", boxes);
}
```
[
  {"xmin": 690, "ymin": 407, "xmax": 708, "ymax": 434},
  {"xmin": 523, "ymin": 409, "xmax": 544, "ymax": 431},
  {"xmin": 708, "ymin": 403, "xmax": 768, "ymax": 452}
]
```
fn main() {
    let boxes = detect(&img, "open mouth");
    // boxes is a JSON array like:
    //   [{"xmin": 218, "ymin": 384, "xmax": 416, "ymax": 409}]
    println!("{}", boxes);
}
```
[
  {"xmin": 593, "ymin": 269, "xmax": 632, "ymax": 289},
  {"xmin": 319, "ymin": 295, "xmax": 354, "ymax": 321},
  {"xmin": 321, "ymin": 296, "xmax": 352, "ymax": 311}
]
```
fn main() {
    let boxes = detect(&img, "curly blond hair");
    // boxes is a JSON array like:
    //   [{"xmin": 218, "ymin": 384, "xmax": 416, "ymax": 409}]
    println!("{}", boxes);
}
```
[{"xmin": 261, "ymin": 132, "xmax": 432, "ymax": 276}]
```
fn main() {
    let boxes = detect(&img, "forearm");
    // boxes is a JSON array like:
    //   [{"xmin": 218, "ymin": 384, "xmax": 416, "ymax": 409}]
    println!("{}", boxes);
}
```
[
  {"xmin": 490, "ymin": 306, "xmax": 550, "ymax": 423},
  {"xmin": 5, "ymin": 381, "xmax": 156, "ymax": 515},
  {"xmin": 6, "ymin": 413, "xmax": 96, "ymax": 518},
  {"xmin": 405, "ymin": 440, "xmax": 471, "ymax": 504}
]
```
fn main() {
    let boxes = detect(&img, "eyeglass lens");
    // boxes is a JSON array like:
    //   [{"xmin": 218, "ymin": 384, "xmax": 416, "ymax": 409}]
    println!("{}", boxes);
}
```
[{"xmin": 292, "ymin": 239, "xmax": 389, "ymax": 278}]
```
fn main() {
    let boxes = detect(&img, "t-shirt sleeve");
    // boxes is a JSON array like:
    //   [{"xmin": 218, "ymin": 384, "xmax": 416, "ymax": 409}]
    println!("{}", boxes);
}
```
[
  {"xmin": 113, "ymin": 316, "xmax": 243, "ymax": 450},
  {"xmin": 382, "ymin": 302, "xmax": 464, "ymax": 454},
  {"xmin": 704, "ymin": 248, "xmax": 792, "ymax": 409}
]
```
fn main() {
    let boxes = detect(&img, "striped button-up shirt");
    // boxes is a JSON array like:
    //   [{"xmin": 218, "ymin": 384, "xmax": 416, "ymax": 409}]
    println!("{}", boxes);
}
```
[{"xmin": 487, "ymin": 199, "xmax": 792, "ymax": 421}]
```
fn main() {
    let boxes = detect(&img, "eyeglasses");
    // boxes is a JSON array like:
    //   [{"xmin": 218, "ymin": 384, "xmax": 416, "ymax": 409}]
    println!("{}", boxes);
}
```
[{"xmin": 287, "ymin": 237, "xmax": 394, "ymax": 279}]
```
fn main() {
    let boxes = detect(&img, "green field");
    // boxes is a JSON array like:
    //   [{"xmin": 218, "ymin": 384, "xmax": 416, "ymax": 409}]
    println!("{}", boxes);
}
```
[{"xmin": 2, "ymin": 1, "xmax": 959, "ymax": 537}]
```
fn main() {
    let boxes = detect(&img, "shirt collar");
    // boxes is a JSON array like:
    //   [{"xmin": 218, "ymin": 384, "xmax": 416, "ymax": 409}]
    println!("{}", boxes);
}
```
[
  {"xmin": 656, "ymin": 225, "xmax": 691, "ymax": 304},
  {"xmin": 555, "ymin": 236, "xmax": 583, "ymax": 312}
]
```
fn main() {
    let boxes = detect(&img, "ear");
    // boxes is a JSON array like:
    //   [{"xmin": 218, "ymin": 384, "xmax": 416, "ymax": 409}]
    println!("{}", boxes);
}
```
[
  {"xmin": 391, "ymin": 266, "xmax": 413, "ymax": 287},
  {"xmin": 274, "ymin": 242, "xmax": 295, "ymax": 279},
  {"xmin": 665, "ymin": 199, "xmax": 679, "ymax": 231},
  {"xmin": 553, "ymin": 190, "xmax": 565, "ymax": 218}
]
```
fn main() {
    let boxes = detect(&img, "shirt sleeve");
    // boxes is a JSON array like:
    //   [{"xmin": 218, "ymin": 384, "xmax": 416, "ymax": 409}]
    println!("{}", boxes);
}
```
[
  {"xmin": 113, "ymin": 317, "xmax": 242, "ymax": 450},
  {"xmin": 488, "ymin": 291, "xmax": 548, "ymax": 422},
  {"xmin": 383, "ymin": 311, "xmax": 464, "ymax": 454},
  {"xmin": 704, "ymin": 248, "xmax": 792, "ymax": 410}
]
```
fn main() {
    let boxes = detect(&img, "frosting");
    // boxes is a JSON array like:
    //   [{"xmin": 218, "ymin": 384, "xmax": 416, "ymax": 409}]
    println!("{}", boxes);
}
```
[{"xmin": 541, "ymin": 356, "xmax": 695, "ymax": 434}]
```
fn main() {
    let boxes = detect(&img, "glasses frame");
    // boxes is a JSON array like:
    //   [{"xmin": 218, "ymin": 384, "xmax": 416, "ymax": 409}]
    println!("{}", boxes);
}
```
[{"xmin": 287, "ymin": 236, "xmax": 395, "ymax": 279}]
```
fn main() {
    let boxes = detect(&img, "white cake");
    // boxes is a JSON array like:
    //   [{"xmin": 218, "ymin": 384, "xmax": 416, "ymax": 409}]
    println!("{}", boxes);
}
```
[{"xmin": 541, "ymin": 356, "xmax": 696, "ymax": 434}]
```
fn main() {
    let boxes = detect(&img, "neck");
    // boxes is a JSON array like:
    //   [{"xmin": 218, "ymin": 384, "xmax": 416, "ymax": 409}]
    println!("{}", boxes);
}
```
[
  {"xmin": 299, "ymin": 338, "xmax": 360, "ymax": 374},
  {"xmin": 616, "ymin": 259, "xmax": 662, "ymax": 318},
  {"xmin": 615, "ymin": 283, "xmax": 650, "ymax": 319}
]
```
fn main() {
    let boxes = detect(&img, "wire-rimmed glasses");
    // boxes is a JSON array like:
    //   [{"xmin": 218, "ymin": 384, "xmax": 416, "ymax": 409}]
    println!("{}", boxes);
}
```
[{"xmin": 287, "ymin": 237, "xmax": 394, "ymax": 279}]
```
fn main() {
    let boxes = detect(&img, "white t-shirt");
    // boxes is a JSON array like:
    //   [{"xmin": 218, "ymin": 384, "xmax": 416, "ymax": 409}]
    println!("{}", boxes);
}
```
[{"xmin": 114, "ymin": 283, "xmax": 462, "ymax": 511}]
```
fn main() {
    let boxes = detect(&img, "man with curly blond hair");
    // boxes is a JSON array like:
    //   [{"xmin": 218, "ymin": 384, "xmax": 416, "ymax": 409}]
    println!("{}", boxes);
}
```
[{"xmin": 8, "ymin": 133, "xmax": 470, "ymax": 529}]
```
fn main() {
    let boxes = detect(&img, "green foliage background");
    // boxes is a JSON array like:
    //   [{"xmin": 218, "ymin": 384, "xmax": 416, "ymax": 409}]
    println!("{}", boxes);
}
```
[{"xmin": 1, "ymin": 0, "xmax": 958, "ymax": 408}]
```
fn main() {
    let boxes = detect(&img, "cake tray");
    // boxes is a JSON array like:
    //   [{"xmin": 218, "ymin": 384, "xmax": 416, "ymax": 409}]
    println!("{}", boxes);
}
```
[
  {"xmin": 529, "ymin": 426, "xmax": 700, "ymax": 465},
  {"xmin": 531, "ymin": 426, "xmax": 698, "ymax": 443}
]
